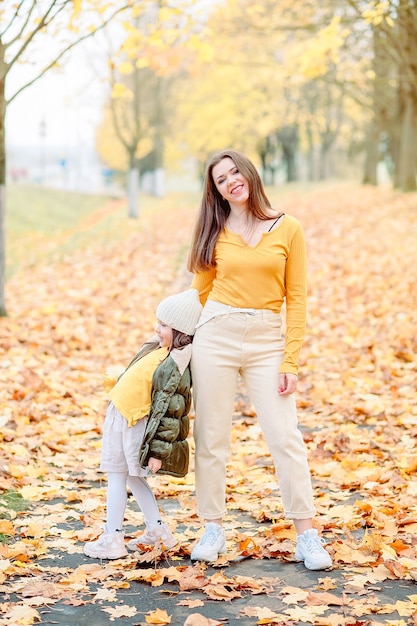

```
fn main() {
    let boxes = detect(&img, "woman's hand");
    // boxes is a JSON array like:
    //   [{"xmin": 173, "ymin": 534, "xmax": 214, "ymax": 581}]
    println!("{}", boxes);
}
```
[
  {"xmin": 279, "ymin": 372, "xmax": 298, "ymax": 395},
  {"xmin": 147, "ymin": 457, "xmax": 162, "ymax": 474}
]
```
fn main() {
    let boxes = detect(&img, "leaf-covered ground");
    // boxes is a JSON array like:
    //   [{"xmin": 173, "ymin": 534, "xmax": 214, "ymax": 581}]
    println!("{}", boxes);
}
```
[{"xmin": 1, "ymin": 183, "xmax": 417, "ymax": 626}]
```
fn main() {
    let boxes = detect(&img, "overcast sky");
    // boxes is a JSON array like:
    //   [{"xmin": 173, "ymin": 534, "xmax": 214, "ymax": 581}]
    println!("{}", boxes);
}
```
[{"xmin": 7, "ymin": 46, "xmax": 107, "ymax": 154}]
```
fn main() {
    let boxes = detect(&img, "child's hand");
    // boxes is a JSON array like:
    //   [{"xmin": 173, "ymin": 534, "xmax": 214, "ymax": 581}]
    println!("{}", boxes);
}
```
[{"xmin": 147, "ymin": 457, "xmax": 162, "ymax": 475}]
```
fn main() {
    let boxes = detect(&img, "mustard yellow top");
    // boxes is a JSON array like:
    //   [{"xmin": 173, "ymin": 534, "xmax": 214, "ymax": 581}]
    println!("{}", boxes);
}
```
[
  {"xmin": 191, "ymin": 215, "xmax": 307, "ymax": 374},
  {"xmin": 108, "ymin": 347, "xmax": 167, "ymax": 426}
]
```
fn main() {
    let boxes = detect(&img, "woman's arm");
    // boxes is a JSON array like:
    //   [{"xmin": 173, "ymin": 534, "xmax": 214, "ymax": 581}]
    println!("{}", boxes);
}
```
[
  {"xmin": 191, "ymin": 267, "xmax": 217, "ymax": 306},
  {"xmin": 280, "ymin": 221, "xmax": 307, "ymax": 376}
]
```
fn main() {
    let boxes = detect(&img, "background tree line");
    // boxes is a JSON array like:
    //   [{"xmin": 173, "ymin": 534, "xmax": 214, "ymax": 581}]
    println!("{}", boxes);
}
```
[{"xmin": 96, "ymin": 0, "xmax": 416, "ymax": 193}]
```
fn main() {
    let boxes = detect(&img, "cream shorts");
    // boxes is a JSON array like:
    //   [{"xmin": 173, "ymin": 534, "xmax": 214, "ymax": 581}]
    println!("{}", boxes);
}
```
[{"xmin": 100, "ymin": 401, "xmax": 148, "ymax": 477}]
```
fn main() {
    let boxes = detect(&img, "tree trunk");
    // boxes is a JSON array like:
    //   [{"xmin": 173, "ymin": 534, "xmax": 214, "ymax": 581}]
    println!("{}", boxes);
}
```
[
  {"xmin": 278, "ymin": 126, "xmax": 299, "ymax": 183},
  {"xmin": 153, "ymin": 167, "xmax": 165, "ymax": 197},
  {"xmin": 128, "ymin": 167, "xmax": 139, "ymax": 219},
  {"xmin": 363, "ymin": 22, "xmax": 384, "ymax": 186},
  {"xmin": 0, "ymin": 72, "xmax": 7, "ymax": 316},
  {"xmin": 363, "ymin": 121, "xmax": 379, "ymax": 185},
  {"xmin": 393, "ymin": 0, "xmax": 417, "ymax": 191},
  {"xmin": 257, "ymin": 135, "xmax": 278, "ymax": 185},
  {"xmin": 153, "ymin": 132, "xmax": 165, "ymax": 197},
  {"xmin": 258, "ymin": 148, "xmax": 268, "ymax": 184},
  {"xmin": 319, "ymin": 134, "xmax": 336, "ymax": 181},
  {"xmin": 396, "ymin": 94, "xmax": 417, "ymax": 191},
  {"xmin": 152, "ymin": 77, "xmax": 165, "ymax": 197},
  {"xmin": 305, "ymin": 121, "xmax": 316, "ymax": 182}
]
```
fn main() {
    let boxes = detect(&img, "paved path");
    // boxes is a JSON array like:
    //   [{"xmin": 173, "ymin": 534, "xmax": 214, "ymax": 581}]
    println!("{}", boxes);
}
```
[{"xmin": 13, "ymin": 504, "xmax": 415, "ymax": 626}]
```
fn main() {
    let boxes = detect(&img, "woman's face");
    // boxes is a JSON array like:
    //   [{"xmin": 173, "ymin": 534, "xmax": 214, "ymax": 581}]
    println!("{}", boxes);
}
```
[
  {"xmin": 212, "ymin": 157, "xmax": 249, "ymax": 207},
  {"xmin": 155, "ymin": 321, "xmax": 173, "ymax": 349}
]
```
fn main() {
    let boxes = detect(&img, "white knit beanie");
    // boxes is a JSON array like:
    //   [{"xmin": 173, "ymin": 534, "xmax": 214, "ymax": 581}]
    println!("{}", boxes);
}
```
[{"xmin": 156, "ymin": 289, "xmax": 203, "ymax": 336}]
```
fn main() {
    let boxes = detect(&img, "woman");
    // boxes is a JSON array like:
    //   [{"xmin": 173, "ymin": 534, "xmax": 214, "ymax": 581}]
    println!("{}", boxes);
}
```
[{"xmin": 188, "ymin": 149, "xmax": 332, "ymax": 570}]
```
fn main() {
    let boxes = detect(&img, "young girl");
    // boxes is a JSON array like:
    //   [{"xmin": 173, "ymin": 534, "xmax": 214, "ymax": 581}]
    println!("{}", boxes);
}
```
[{"xmin": 84, "ymin": 289, "xmax": 202, "ymax": 560}]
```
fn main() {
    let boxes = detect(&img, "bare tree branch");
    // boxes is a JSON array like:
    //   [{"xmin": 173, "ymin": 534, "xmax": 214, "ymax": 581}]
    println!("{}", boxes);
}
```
[
  {"xmin": 7, "ymin": 4, "xmax": 132, "ymax": 105},
  {"xmin": 0, "ymin": 0, "xmax": 34, "ymax": 40},
  {"xmin": 6, "ymin": 1, "xmax": 68, "ymax": 72}
]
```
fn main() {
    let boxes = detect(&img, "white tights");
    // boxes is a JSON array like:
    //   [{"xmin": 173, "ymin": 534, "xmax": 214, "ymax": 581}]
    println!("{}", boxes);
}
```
[{"xmin": 106, "ymin": 472, "xmax": 161, "ymax": 532}]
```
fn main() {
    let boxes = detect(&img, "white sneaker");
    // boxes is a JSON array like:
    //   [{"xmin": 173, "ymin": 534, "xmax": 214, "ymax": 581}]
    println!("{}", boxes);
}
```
[
  {"xmin": 84, "ymin": 527, "xmax": 127, "ymax": 560},
  {"xmin": 127, "ymin": 522, "xmax": 177, "ymax": 551},
  {"xmin": 295, "ymin": 528, "xmax": 332, "ymax": 570},
  {"xmin": 190, "ymin": 522, "xmax": 227, "ymax": 562}
]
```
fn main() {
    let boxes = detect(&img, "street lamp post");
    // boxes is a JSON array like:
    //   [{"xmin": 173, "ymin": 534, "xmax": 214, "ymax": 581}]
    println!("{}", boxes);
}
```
[{"xmin": 39, "ymin": 117, "xmax": 47, "ymax": 184}]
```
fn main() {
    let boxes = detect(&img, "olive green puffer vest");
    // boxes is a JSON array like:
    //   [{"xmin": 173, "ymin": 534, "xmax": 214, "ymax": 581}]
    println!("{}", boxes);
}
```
[{"xmin": 138, "ymin": 346, "xmax": 191, "ymax": 478}]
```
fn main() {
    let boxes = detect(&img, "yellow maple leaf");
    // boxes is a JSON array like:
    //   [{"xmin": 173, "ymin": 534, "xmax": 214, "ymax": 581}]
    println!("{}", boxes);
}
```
[
  {"xmin": 102, "ymin": 604, "xmax": 137, "ymax": 619},
  {"xmin": 280, "ymin": 585, "xmax": 310, "ymax": 603},
  {"xmin": 393, "ymin": 600, "xmax": 417, "ymax": 617},
  {"xmin": 19, "ymin": 485, "xmax": 48, "ymax": 501},
  {"xmin": 0, "ymin": 520, "xmax": 15, "ymax": 536},
  {"xmin": 4, "ymin": 604, "xmax": 41, "ymax": 625},
  {"xmin": 284, "ymin": 604, "xmax": 327, "ymax": 621},
  {"xmin": 23, "ymin": 596, "xmax": 59, "ymax": 607},
  {"xmin": 145, "ymin": 608, "xmax": 171, "ymax": 624},
  {"xmin": 317, "ymin": 577, "xmax": 337, "ymax": 590}
]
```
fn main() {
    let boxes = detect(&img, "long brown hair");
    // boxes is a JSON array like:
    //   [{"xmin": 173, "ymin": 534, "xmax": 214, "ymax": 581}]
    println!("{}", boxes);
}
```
[
  {"xmin": 188, "ymin": 149, "xmax": 272, "ymax": 272},
  {"xmin": 170, "ymin": 329, "xmax": 193, "ymax": 350}
]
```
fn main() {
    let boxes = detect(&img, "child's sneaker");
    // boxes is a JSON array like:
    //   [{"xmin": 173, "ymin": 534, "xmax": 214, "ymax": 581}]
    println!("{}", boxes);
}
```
[
  {"xmin": 190, "ymin": 522, "xmax": 227, "ymax": 562},
  {"xmin": 295, "ymin": 528, "xmax": 332, "ymax": 570},
  {"xmin": 127, "ymin": 521, "xmax": 177, "ymax": 551},
  {"xmin": 84, "ymin": 527, "xmax": 127, "ymax": 560}
]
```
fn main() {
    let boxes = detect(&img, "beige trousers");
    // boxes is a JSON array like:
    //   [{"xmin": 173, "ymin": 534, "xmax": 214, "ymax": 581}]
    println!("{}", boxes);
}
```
[{"xmin": 191, "ymin": 300, "xmax": 316, "ymax": 521}]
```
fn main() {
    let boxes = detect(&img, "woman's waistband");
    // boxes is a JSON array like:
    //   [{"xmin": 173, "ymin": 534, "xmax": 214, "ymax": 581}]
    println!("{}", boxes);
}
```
[{"xmin": 196, "ymin": 299, "xmax": 280, "ymax": 328}]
